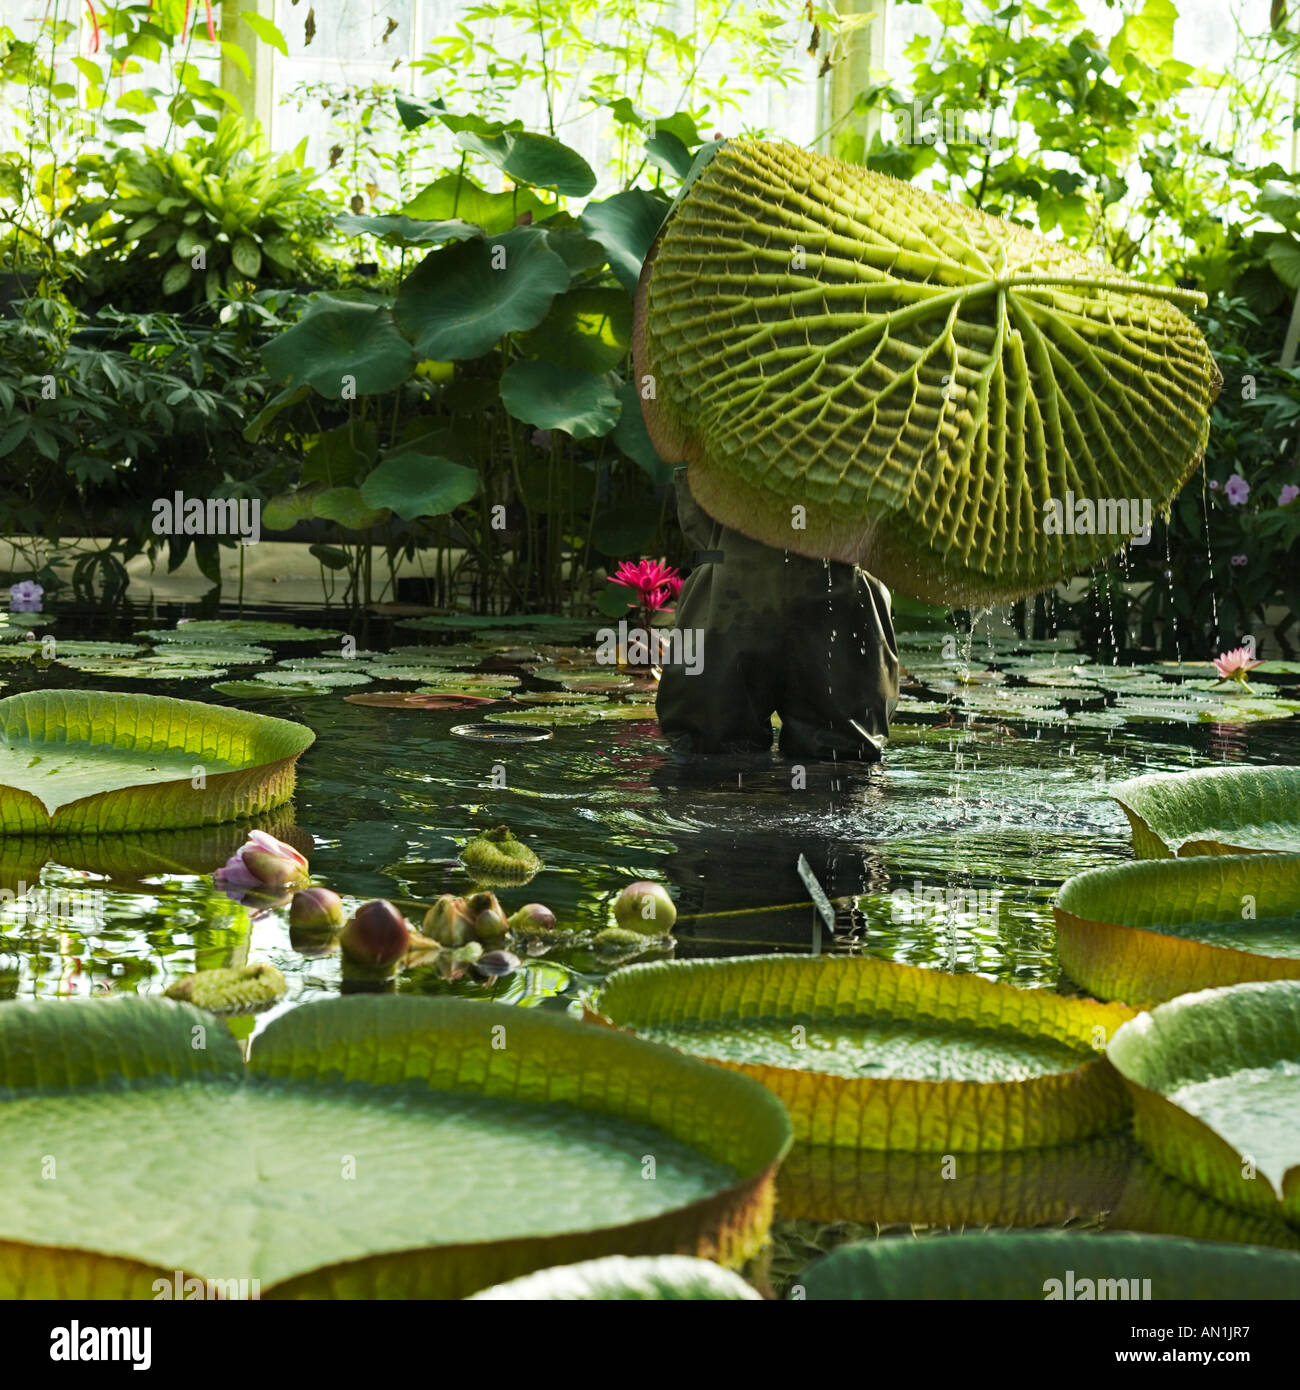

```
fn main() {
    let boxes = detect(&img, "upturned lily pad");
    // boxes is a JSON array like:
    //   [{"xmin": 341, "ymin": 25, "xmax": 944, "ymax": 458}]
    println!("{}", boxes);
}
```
[
  {"xmin": 1108, "ymin": 979, "xmax": 1300, "ymax": 1224},
  {"xmin": 469, "ymin": 1255, "xmax": 760, "ymax": 1301},
  {"xmin": 0, "ymin": 995, "xmax": 790, "ymax": 1298},
  {"xmin": 637, "ymin": 139, "xmax": 1218, "ymax": 605},
  {"xmin": 777, "ymin": 1135, "xmax": 1131, "ymax": 1228},
  {"xmin": 45, "ymin": 641, "xmax": 144, "ymax": 658},
  {"xmin": 142, "ymin": 621, "xmax": 342, "ymax": 644},
  {"xmin": 1112, "ymin": 766, "xmax": 1300, "ymax": 857},
  {"xmin": 0, "ymin": 690, "xmax": 314, "ymax": 834},
  {"xmin": 1056, "ymin": 854, "xmax": 1300, "ymax": 1004},
  {"xmin": 592, "ymin": 955, "xmax": 1135, "ymax": 1150},
  {"xmin": 451, "ymin": 723, "xmax": 553, "ymax": 743},
  {"xmin": 797, "ymin": 1232, "xmax": 1300, "ymax": 1300}
]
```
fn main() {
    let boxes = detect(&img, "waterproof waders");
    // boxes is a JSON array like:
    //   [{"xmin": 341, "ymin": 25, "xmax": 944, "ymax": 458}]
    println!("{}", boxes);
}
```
[{"xmin": 656, "ymin": 469, "xmax": 900, "ymax": 759}]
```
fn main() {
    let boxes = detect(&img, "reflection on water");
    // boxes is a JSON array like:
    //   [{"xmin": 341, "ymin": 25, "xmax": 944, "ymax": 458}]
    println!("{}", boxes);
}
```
[{"xmin": 4, "ymin": 601, "xmax": 1300, "ymax": 1262}]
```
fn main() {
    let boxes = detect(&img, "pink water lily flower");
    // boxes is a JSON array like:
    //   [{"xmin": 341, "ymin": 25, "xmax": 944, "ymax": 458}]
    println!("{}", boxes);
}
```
[
  {"xmin": 215, "ymin": 831, "xmax": 309, "ymax": 895},
  {"xmin": 1212, "ymin": 646, "xmax": 1263, "ymax": 693},
  {"xmin": 609, "ymin": 560, "xmax": 683, "ymax": 611}
]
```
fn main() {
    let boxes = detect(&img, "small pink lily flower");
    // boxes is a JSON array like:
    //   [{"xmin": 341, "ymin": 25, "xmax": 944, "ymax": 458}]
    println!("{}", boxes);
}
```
[
  {"xmin": 609, "ymin": 560, "xmax": 683, "ymax": 610},
  {"xmin": 1212, "ymin": 646, "xmax": 1263, "ymax": 693},
  {"xmin": 215, "ymin": 831, "xmax": 309, "ymax": 896}
]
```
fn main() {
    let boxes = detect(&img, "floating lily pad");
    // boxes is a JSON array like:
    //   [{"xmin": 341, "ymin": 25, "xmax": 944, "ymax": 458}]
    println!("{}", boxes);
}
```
[
  {"xmin": 0, "ymin": 995, "xmax": 791, "ymax": 1298},
  {"xmin": 0, "ymin": 690, "xmax": 314, "ymax": 834},
  {"xmin": 56, "ymin": 658, "xmax": 228, "ymax": 680},
  {"xmin": 1108, "ymin": 979, "xmax": 1300, "ymax": 1224},
  {"xmin": 44, "ymin": 641, "xmax": 144, "ymax": 658},
  {"xmin": 797, "ymin": 1231, "xmax": 1300, "ymax": 1301},
  {"xmin": 592, "ymin": 955, "xmax": 1135, "ymax": 1150},
  {"xmin": 469, "ymin": 1255, "xmax": 761, "ymax": 1301},
  {"xmin": 777, "ymin": 1135, "xmax": 1131, "ymax": 1228},
  {"xmin": 344, "ymin": 692, "xmax": 499, "ymax": 710},
  {"xmin": 1112, "ymin": 766, "xmax": 1300, "ymax": 857},
  {"xmin": 274, "ymin": 657, "xmax": 366, "ymax": 672},
  {"xmin": 412, "ymin": 671, "xmax": 520, "ymax": 690},
  {"xmin": 513, "ymin": 691, "xmax": 610, "ymax": 706},
  {"xmin": 253, "ymin": 669, "xmax": 372, "ymax": 689},
  {"xmin": 141, "ymin": 621, "xmax": 343, "ymax": 644},
  {"xmin": 1056, "ymin": 854, "xmax": 1300, "ymax": 1004},
  {"xmin": 210, "ymin": 681, "xmax": 335, "ymax": 701}
]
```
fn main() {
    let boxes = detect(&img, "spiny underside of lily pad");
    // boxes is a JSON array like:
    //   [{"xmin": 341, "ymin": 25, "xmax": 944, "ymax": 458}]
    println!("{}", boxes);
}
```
[
  {"xmin": 634, "ymin": 140, "xmax": 1221, "ymax": 603},
  {"xmin": 460, "ymin": 824, "xmax": 544, "ymax": 883}
]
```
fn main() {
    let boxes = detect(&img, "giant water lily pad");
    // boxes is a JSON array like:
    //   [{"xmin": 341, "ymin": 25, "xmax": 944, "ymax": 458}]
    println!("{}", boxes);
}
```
[
  {"xmin": 468, "ymin": 1255, "xmax": 760, "ymax": 1301},
  {"xmin": 634, "ymin": 140, "xmax": 1219, "ymax": 605},
  {"xmin": 592, "ymin": 955, "xmax": 1135, "ymax": 1150},
  {"xmin": 0, "ymin": 995, "xmax": 790, "ymax": 1298},
  {"xmin": 1107, "ymin": 979, "xmax": 1300, "ymax": 1225},
  {"xmin": 1111, "ymin": 766, "xmax": 1300, "ymax": 857},
  {"xmin": 142, "ymin": 621, "xmax": 342, "ymax": 645},
  {"xmin": 1056, "ymin": 854, "xmax": 1300, "ymax": 1004},
  {"xmin": 0, "ymin": 691, "xmax": 314, "ymax": 835},
  {"xmin": 797, "ymin": 1232, "xmax": 1300, "ymax": 1300},
  {"xmin": 778, "ymin": 1135, "xmax": 1131, "ymax": 1228}
]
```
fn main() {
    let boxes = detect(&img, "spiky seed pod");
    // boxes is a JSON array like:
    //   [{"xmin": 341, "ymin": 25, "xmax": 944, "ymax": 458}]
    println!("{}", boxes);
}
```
[{"xmin": 634, "ymin": 139, "xmax": 1221, "ymax": 604}]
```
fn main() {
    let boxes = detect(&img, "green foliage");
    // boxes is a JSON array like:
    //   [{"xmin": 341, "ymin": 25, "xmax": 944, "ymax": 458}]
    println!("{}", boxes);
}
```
[{"xmin": 72, "ymin": 116, "xmax": 333, "ymax": 310}]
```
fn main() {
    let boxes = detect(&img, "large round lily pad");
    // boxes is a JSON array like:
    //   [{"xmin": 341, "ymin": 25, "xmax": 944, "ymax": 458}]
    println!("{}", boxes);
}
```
[
  {"xmin": 468, "ymin": 1254, "xmax": 760, "ymax": 1301},
  {"xmin": 1111, "ymin": 766, "xmax": 1300, "ymax": 857},
  {"xmin": 592, "ymin": 955, "xmax": 1135, "ymax": 1150},
  {"xmin": 1107, "ymin": 979, "xmax": 1300, "ymax": 1226},
  {"xmin": 634, "ymin": 140, "xmax": 1219, "ymax": 603},
  {"xmin": 797, "ymin": 1232, "xmax": 1300, "ymax": 1300},
  {"xmin": 0, "ymin": 690, "xmax": 314, "ymax": 834},
  {"xmin": 0, "ymin": 995, "xmax": 791, "ymax": 1298},
  {"xmin": 1056, "ymin": 853, "xmax": 1300, "ymax": 1004}
]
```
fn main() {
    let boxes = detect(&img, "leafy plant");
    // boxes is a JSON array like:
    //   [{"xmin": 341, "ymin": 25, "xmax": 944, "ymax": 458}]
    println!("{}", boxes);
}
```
[{"xmin": 71, "ymin": 115, "xmax": 333, "ymax": 310}]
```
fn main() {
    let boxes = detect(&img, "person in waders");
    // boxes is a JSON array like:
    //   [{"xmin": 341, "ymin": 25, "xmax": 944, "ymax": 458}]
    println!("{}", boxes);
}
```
[{"xmin": 654, "ymin": 466, "xmax": 899, "ymax": 761}]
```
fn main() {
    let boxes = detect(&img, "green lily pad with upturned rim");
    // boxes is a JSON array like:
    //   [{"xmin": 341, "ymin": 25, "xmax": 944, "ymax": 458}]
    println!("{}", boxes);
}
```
[
  {"xmin": 141, "ymin": 621, "xmax": 343, "ymax": 644},
  {"xmin": 591, "ymin": 954, "xmax": 1136, "ymax": 1150},
  {"xmin": 0, "ymin": 690, "xmax": 314, "ymax": 835},
  {"xmin": 0, "ymin": 995, "xmax": 791, "ymax": 1298},
  {"xmin": 1111, "ymin": 766, "xmax": 1300, "ymax": 857},
  {"xmin": 797, "ymin": 1231, "xmax": 1300, "ymax": 1300},
  {"xmin": 1055, "ymin": 853, "xmax": 1300, "ymax": 1005},
  {"xmin": 1107, "ymin": 979, "xmax": 1300, "ymax": 1225}
]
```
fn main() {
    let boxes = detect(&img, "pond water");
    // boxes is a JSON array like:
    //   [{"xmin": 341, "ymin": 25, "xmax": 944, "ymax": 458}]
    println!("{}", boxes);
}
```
[{"xmin": 4, "ymin": 598, "xmax": 1299, "ymax": 1280}]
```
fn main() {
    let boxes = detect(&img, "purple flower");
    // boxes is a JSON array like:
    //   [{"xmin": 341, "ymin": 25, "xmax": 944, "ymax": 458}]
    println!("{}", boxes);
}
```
[
  {"xmin": 1230, "ymin": 554, "xmax": 1248, "ymax": 567},
  {"xmin": 1280, "ymin": 484, "xmax": 1299, "ymax": 506},
  {"xmin": 8, "ymin": 580, "xmax": 43, "ymax": 612},
  {"xmin": 1224, "ymin": 474, "xmax": 1250, "ymax": 506},
  {"xmin": 1208, "ymin": 479, "xmax": 1219, "ymax": 491}
]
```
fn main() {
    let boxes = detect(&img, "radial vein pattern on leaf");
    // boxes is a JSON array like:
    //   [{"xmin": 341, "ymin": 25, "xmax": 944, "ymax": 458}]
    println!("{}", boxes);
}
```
[{"xmin": 637, "ymin": 141, "xmax": 1219, "ymax": 601}]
